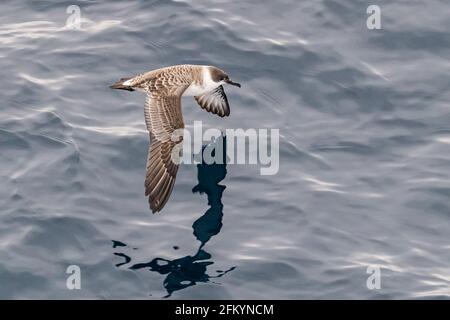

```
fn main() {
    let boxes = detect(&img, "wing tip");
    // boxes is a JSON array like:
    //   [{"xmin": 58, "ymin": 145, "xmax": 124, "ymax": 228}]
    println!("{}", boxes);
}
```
[
  {"xmin": 217, "ymin": 110, "xmax": 230, "ymax": 117},
  {"xmin": 150, "ymin": 207, "xmax": 161, "ymax": 214},
  {"xmin": 146, "ymin": 172, "xmax": 177, "ymax": 214},
  {"xmin": 149, "ymin": 198, "xmax": 162, "ymax": 213}
]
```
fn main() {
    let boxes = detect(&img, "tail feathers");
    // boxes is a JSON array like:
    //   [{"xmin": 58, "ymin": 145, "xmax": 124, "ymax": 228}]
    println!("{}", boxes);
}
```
[{"xmin": 110, "ymin": 77, "xmax": 135, "ymax": 91}]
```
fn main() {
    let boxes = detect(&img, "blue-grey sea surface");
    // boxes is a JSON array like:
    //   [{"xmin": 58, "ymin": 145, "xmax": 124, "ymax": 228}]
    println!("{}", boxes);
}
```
[{"xmin": 1, "ymin": 0, "xmax": 450, "ymax": 299}]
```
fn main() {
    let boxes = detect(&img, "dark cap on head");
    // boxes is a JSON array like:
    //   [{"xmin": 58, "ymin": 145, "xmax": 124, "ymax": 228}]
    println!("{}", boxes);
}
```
[{"xmin": 209, "ymin": 67, "xmax": 241, "ymax": 88}]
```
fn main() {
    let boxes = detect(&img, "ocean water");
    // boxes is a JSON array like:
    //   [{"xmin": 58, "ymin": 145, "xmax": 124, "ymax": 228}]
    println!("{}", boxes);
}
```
[{"xmin": 1, "ymin": 0, "xmax": 450, "ymax": 299}]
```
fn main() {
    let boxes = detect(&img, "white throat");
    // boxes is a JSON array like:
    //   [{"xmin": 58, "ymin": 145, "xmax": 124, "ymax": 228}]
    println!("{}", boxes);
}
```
[{"xmin": 183, "ymin": 66, "xmax": 222, "ymax": 96}]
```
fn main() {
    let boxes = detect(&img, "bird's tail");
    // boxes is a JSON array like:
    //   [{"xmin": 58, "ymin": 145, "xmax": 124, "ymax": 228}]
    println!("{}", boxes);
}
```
[{"xmin": 109, "ymin": 77, "xmax": 135, "ymax": 91}]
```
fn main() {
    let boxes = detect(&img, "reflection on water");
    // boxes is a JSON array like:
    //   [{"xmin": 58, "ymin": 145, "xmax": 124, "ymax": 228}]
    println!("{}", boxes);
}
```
[
  {"xmin": 113, "ymin": 136, "xmax": 235, "ymax": 297},
  {"xmin": 2, "ymin": 0, "xmax": 450, "ymax": 299}
]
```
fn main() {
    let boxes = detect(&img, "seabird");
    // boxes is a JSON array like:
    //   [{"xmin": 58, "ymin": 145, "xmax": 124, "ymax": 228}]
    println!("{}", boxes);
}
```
[{"xmin": 110, "ymin": 64, "xmax": 241, "ymax": 213}]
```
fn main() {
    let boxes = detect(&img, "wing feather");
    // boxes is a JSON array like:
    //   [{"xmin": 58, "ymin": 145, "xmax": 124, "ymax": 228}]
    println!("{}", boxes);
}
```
[
  {"xmin": 144, "ymin": 92, "xmax": 186, "ymax": 213},
  {"xmin": 194, "ymin": 85, "xmax": 230, "ymax": 117}
]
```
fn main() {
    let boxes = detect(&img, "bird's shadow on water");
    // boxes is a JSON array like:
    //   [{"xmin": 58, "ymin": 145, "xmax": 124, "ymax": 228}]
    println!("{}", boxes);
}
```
[{"xmin": 113, "ymin": 135, "xmax": 235, "ymax": 298}]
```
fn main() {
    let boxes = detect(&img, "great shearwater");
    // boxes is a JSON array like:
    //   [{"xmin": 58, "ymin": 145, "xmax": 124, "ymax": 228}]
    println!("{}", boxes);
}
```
[{"xmin": 110, "ymin": 64, "xmax": 241, "ymax": 213}]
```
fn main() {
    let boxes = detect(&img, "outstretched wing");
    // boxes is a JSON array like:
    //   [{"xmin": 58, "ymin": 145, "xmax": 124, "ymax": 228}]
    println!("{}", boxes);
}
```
[
  {"xmin": 144, "ymin": 93, "xmax": 185, "ymax": 213},
  {"xmin": 194, "ymin": 85, "xmax": 230, "ymax": 117}
]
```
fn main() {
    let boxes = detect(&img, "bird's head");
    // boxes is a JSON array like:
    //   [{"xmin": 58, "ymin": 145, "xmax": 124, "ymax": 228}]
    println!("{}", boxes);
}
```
[{"xmin": 209, "ymin": 67, "xmax": 241, "ymax": 88}]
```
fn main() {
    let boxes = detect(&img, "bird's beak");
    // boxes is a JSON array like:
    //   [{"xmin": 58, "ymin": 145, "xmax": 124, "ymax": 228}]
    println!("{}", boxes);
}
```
[{"xmin": 226, "ymin": 79, "xmax": 241, "ymax": 88}]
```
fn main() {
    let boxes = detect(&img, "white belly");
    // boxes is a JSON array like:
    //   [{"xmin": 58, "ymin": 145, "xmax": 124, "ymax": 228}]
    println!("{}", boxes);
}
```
[
  {"xmin": 183, "ymin": 83, "xmax": 205, "ymax": 96},
  {"xmin": 183, "ymin": 66, "xmax": 221, "ymax": 96}
]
